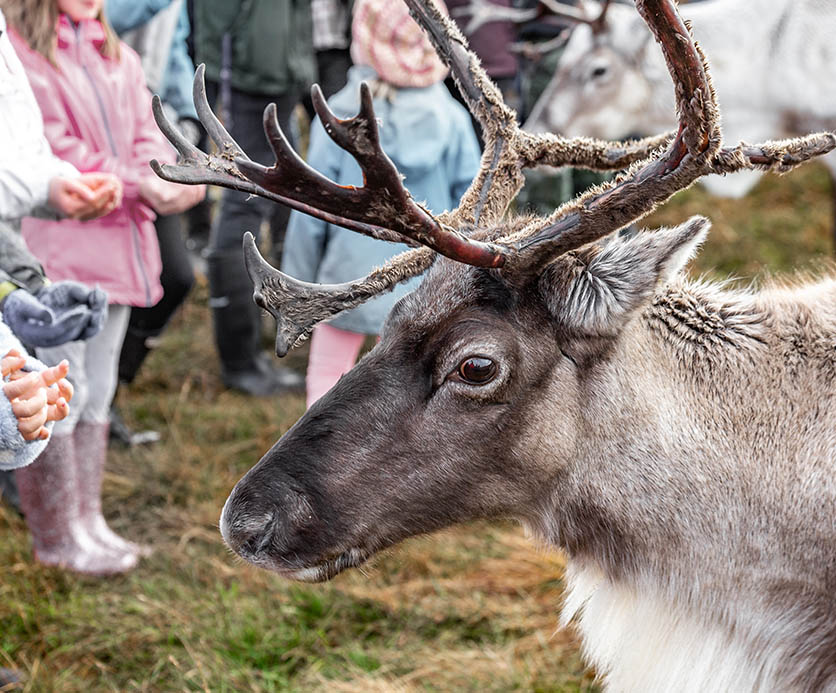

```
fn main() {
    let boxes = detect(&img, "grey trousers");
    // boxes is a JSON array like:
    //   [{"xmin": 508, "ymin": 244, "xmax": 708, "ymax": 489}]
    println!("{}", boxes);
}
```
[{"xmin": 36, "ymin": 305, "xmax": 130, "ymax": 432}]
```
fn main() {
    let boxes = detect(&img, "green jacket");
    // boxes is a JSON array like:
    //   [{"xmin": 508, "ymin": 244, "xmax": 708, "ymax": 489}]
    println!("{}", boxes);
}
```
[{"xmin": 193, "ymin": 0, "xmax": 315, "ymax": 96}]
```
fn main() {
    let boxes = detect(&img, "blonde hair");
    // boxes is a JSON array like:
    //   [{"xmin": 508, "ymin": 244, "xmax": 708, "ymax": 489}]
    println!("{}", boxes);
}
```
[{"xmin": 0, "ymin": 0, "xmax": 120, "ymax": 66}]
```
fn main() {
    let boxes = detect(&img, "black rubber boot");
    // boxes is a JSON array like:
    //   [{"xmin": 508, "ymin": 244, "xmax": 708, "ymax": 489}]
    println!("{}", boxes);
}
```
[
  {"xmin": 117, "ymin": 327, "xmax": 151, "ymax": 385},
  {"xmin": 207, "ymin": 249, "xmax": 304, "ymax": 396},
  {"xmin": 109, "ymin": 404, "xmax": 160, "ymax": 448}
]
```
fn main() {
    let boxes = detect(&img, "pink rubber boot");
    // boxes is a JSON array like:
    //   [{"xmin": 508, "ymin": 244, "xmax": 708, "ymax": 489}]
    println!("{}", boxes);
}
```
[
  {"xmin": 74, "ymin": 421, "xmax": 151, "ymax": 558},
  {"xmin": 15, "ymin": 435, "xmax": 137, "ymax": 575}
]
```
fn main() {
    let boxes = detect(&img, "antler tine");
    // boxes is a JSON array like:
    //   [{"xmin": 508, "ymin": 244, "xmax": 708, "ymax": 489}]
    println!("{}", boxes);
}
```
[
  {"xmin": 537, "ymin": 0, "xmax": 609, "ymax": 30},
  {"xmin": 310, "ymin": 82, "xmax": 396, "ymax": 190},
  {"xmin": 152, "ymin": 66, "xmax": 282, "ymax": 193},
  {"xmin": 516, "ymin": 130, "xmax": 676, "ymax": 172},
  {"xmin": 151, "ymin": 95, "xmax": 202, "ymax": 162},
  {"xmin": 235, "ymin": 84, "xmax": 507, "ymax": 268},
  {"xmin": 713, "ymin": 134, "xmax": 836, "ymax": 176},
  {"xmin": 403, "ymin": 0, "xmax": 523, "ymax": 228},
  {"xmin": 192, "ymin": 64, "xmax": 248, "ymax": 160},
  {"xmin": 537, "ymin": 0, "xmax": 588, "ymax": 22},
  {"xmin": 243, "ymin": 233, "xmax": 436, "ymax": 356},
  {"xmin": 234, "ymin": 101, "xmax": 407, "ymax": 243}
]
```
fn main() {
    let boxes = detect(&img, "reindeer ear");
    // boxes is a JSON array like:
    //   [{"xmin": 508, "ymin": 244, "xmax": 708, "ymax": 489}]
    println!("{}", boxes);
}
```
[{"xmin": 542, "ymin": 215, "xmax": 709, "ymax": 336}]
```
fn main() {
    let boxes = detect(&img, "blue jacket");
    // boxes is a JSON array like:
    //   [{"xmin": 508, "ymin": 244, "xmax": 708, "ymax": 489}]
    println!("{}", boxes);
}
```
[
  {"xmin": 106, "ymin": 0, "xmax": 198, "ymax": 121},
  {"xmin": 281, "ymin": 66, "xmax": 481, "ymax": 334}
]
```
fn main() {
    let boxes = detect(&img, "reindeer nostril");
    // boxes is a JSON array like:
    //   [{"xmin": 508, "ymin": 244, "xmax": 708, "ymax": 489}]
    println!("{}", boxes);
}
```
[
  {"xmin": 231, "ymin": 515, "xmax": 276, "ymax": 558},
  {"xmin": 220, "ymin": 498, "xmax": 277, "ymax": 557},
  {"xmin": 220, "ymin": 480, "xmax": 315, "ymax": 562},
  {"xmin": 241, "ymin": 530, "xmax": 268, "ymax": 557}
]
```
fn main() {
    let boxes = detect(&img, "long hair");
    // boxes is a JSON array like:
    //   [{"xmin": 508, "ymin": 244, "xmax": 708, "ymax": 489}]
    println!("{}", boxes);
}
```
[{"xmin": 0, "ymin": 0, "xmax": 120, "ymax": 66}]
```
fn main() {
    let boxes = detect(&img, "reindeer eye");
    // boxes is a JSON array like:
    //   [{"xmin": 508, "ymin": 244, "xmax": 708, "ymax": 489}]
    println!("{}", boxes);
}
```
[
  {"xmin": 457, "ymin": 357, "xmax": 497, "ymax": 385},
  {"xmin": 591, "ymin": 65, "xmax": 608, "ymax": 79}
]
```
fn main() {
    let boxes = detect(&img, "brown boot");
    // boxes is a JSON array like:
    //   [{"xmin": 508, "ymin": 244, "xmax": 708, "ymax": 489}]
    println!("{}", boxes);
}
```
[
  {"xmin": 74, "ymin": 421, "xmax": 151, "ymax": 557},
  {"xmin": 15, "ymin": 434, "xmax": 137, "ymax": 576}
]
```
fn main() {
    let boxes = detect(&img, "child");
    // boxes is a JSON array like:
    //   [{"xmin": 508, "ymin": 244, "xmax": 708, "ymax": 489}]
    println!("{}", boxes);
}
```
[
  {"xmin": 281, "ymin": 0, "xmax": 481, "ymax": 408},
  {"xmin": 4, "ymin": 0, "xmax": 203, "ymax": 574},
  {"xmin": 1, "ymin": 5, "xmax": 117, "ymax": 347},
  {"xmin": 0, "ymin": 8, "xmax": 121, "ymax": 225}
]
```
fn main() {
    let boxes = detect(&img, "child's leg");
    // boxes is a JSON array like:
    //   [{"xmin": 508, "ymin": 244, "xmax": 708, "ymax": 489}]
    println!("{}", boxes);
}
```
[
  {"xmin": 15, "ymin": 327, "xmax": 136, "ymax": 574},
  {"xmin": 306, "ymin": 323, "xmax": 367, "ymax": 408},
  {"xmin": 80, "ymin": 305, "xmax": 130, "ymax": 424},
  {"xmin": 73, "ymin": 305, "xmax": 148, "ymax": 556},
  {"xmin": 119, "ymin": 214, "xmax": 194, "ymax": 384}
]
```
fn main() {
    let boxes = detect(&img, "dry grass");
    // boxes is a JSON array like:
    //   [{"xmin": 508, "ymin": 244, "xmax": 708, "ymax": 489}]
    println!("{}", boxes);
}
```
[{"xmin": 0, "ymin": 163, "xmax": 831, "ymax": 692}]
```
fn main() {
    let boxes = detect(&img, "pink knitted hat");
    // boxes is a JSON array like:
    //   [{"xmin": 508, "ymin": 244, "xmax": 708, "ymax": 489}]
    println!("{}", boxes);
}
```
[{"xmin": 350, "ymin": 0, "xmax": 450, "ymax": 88}]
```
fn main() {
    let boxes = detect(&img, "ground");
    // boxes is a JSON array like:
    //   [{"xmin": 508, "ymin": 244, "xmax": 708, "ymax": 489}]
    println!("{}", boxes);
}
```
[{"xmin": 0, "ymin": 163, "xmax": 832, "ymax": 692}]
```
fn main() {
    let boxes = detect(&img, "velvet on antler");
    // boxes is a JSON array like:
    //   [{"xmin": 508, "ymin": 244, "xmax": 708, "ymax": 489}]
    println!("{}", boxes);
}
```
[{"xmin": 152, "ymin": 0, "xmax": 836, "ymax": 357}]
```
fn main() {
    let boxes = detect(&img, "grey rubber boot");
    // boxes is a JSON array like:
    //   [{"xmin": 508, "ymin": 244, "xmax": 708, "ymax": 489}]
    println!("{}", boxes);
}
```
[
  {"xmin": 74, "ymin": 421, "xmax": 151, "ymax": 558},
  {"xmin": 15, "ymin": 434, "xmax": 136, "ymax": 575}
]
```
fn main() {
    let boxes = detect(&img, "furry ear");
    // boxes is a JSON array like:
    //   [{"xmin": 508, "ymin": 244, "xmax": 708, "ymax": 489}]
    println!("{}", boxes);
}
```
[{"xmin": 541, "ymin": 215, "xmax": 709, "ymax": 336}]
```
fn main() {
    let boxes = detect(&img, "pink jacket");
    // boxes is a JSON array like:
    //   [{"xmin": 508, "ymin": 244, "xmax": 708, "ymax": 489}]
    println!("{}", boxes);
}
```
[{"xmin": 12, "ymin": 16, "xmax": 175, "ymax": 306}]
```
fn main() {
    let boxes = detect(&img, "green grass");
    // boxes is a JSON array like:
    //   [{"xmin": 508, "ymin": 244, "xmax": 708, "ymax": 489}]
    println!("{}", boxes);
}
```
[{"xmin": 0, "ymin": 164, "xmax": 831, "ymax": 691}]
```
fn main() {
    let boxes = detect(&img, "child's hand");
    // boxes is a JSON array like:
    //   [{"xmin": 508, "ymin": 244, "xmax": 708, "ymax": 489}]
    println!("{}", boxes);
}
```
[
  {"xmin": 2, "ymin": 356, "xmax": 73, "ymax": 441},
  {"xmin": 139, "ymin": 176, "xmax": 205, "ymax": 215},
  {"xmin": 48, "ymin": 174, "xmax": 122, "ymax": 221},
  {"xmin": 1, "ymin": 349, "xmax": 26, "ymax": 379},
  {"xmin": 77, "ymin": 172, "xmax": 123, "ymax": 218}
]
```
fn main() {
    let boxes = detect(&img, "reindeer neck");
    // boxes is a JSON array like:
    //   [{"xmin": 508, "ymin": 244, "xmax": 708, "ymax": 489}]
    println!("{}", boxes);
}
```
[
  {"xmin": 538, "ymin": 274, "xmax": 836, "ymax": 590},
  {"xmin": 535, "ymin": 276, "xmax": 836, "ymax": 692}
]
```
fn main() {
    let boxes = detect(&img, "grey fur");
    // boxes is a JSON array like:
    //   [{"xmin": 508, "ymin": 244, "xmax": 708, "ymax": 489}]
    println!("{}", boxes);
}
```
[
  {"xmin": 221, "ymin": 218, "xmax": 836, "ymax": 689},
  {"xmin": 208, "ymin": 2, "xmax": 836, "ymax": 687}
]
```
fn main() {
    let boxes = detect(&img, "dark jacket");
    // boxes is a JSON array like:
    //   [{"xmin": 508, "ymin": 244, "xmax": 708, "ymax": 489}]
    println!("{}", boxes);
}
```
[
  {"xmin": 0, "ymin": 223, "xmax": 47, "ymax": 295},
  {"xmin": 193, "ymin": 0, "xmax": 315, "ymax": 96},
  {"xmin": 446, "ymin": 0, "xmax": 517, "ymax": 79}
]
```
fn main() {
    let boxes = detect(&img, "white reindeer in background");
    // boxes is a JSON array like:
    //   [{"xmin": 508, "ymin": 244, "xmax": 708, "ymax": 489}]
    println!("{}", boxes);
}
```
[
  {"xmin": 524, "ymin": 0, "xmax": 836, "ymax": 223},
  {"xmin": 152, "ymin": 0, "xmax": 836, "ymax": 689}
]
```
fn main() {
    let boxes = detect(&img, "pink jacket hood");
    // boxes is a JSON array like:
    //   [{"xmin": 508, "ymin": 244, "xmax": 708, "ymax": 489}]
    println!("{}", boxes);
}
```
[{"xmin": 12, "ymin": 15, "xmax": 175, "ymax": 306}]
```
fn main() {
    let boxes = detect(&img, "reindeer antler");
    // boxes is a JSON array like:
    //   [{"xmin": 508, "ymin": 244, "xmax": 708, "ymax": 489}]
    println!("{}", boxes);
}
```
[
  {"xmin": 503, "ymin": 0, "xmax": 835, "ymax": 269},
  {"xmin": 153, "ymin": 0, "xmax": 835, "ymax": 356},
  {"xmin": 154, "ymin": 68, "xmax": 504, "ymax": 267}
]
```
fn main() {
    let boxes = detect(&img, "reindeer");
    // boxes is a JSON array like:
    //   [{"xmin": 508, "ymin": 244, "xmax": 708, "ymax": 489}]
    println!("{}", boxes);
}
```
[
  {"xmin": 522, "ymin": 0, "xmax": 836, "ymax": 230},
  {"xmin": 152, "ymin": 0, "xmax": 836, "ymax": 689}
]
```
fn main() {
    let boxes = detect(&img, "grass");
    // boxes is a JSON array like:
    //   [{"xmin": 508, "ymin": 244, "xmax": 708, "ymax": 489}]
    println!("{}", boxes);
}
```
[{"xmin": 0, "ymin": 163, "xmax": 832, "ymax": 692}]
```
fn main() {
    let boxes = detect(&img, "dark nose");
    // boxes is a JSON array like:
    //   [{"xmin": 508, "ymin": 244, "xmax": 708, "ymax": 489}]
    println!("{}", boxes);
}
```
[{"xmin": 219, "ymin": 478, "xmax": 315, "ymax": 561}]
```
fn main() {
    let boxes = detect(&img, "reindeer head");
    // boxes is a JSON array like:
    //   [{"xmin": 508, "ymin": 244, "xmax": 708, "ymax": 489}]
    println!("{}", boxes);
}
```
[
  {"xmin": 153, "ymin": 0, "xmax": 834, "ymax": 581},
  {"xmin": 521, "ymin": 0, "xmax": 675, "ymax": 140}
]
